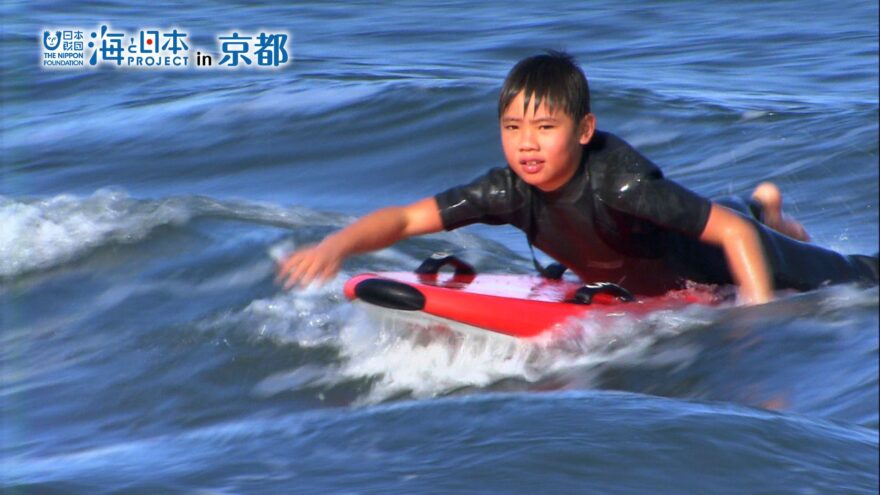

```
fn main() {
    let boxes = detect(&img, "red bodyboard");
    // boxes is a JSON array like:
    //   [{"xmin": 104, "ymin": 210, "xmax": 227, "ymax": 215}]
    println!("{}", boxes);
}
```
[{"xmin": 344, "ymin": 272, "xmax": 717, "ymax": 338}]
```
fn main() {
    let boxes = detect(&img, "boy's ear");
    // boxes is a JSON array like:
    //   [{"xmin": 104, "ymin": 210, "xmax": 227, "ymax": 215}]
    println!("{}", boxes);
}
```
[{"xmin": 578, "ymin": 114, "xmax": 596, "ymax": 145}]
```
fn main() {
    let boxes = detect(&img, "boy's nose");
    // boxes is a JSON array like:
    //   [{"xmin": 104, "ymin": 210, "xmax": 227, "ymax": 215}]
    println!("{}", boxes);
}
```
[{"xmin": 519, "ymin": 128, "xmax": 538, "ymax": 150}]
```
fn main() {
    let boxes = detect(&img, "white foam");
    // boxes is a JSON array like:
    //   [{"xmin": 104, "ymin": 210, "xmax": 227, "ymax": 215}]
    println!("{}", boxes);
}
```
[
  {"xmin": 236, "ymin": 278, "xmax": 721, "ymax": 403},
  {"xmin": 240, "ymin": 274, "xmax": 875, "ymax": 406},
  {"xmin": 334, "ymin": 307, "xmax": 539, "ymax": 403},
  {"xmin": 328, "ymin": 303, "xmax": 716, "ymax": 404},
  {"xmin": 235, "ymin": 272, "xmax": 349, "ymax": 347},
  {"xmin": 0, "ymin": 190, "xmax": 191, "ymax": 278},
  {"xmin": 816, "ymin": 284, "xmax": 879, "ymax": 313},
  {"xmin": 254, "ymin": 364, "xmax": 339, "ymax": 398},
  {"xmin": 739, "ymin": 110, "xmax": 773, "ymax": 122},
  {"xmin": 0, "ymin": 190, "xmax": 349, "ymax": 279}
]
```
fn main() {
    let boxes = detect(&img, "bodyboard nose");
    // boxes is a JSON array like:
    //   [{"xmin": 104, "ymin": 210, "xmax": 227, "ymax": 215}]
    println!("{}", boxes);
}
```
[{"xmin": 353, "ymin": 278, "xmax": 426, "ymax": 311}]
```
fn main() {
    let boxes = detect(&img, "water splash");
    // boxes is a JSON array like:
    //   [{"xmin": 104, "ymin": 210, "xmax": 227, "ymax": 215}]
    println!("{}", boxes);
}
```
[
  {"xmin": 0, "ymin": 190, "xmax": 346, "ymax": 279},
  {"xmin": 240, "ymin": 280, "xmax": 722, "ymax": 405}
]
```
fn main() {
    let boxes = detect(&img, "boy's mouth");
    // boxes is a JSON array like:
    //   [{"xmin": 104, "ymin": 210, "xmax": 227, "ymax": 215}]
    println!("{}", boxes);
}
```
[{"xmin": 520, "ymin": 159, "xmax": 544, "ymax": 174}]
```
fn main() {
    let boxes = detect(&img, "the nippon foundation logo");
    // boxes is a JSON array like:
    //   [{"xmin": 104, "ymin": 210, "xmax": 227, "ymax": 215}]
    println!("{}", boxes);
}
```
[{"xmin": 41, "ymin": 24, "xmax": 290, "ymax": 70}]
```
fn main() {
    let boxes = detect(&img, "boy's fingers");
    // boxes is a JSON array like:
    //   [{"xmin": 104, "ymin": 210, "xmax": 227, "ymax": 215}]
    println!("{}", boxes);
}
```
[
  {"xmin": 283, "ymin": 260, "xmax": 307, "ymax": 288},
  {"xmin": 276, "ymin": 246, "xmax": 337, "ymax": 290},
  {"xmin": 279, "ymin": 245, "xmax": 317, "ymax": 270},
  {"xmin": 292, "ymin": 253, "xmax": 325, "ymax": 288},
  {"xmin": 276, "ymin": 253, "xmax": 302, "ymax": 285},
  {"xmin": 285, "ymin": 265, "xmax": 307, "ymax": 289},
  {"xmin": 300, "ymin": 259, "xmax": 324, "ymax": 287},
  {"xmin": 276, "ymin": 255, "xmax": 295, "ymax": 276},
  {"xmin": 284, "ymin": 259, "xmax": 310, "ymax": 289},
  {"xmin": 279, "ymin": 258, "xmax": 306, "ymax": 289},
  {"xmin": 290, "ymin": 254, "xmax": 314, "ymax": 283}
]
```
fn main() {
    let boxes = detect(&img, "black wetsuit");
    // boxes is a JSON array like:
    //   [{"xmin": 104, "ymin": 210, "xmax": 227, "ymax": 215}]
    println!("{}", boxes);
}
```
[{"xmin": 435, "ymin": 131, "xmax": 878, "ymax": 295}]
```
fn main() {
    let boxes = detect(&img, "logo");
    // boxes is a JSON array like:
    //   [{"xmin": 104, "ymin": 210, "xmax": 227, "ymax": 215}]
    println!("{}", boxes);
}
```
[{"xmin": 41, "ymin": 25, "xmax": 290, "ymax": 70}]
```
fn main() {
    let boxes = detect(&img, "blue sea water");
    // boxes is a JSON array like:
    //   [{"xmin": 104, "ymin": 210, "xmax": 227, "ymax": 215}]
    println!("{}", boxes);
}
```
[{"xmin": 2, "ymin": 1, "xmax": 878, "ymax": 493}]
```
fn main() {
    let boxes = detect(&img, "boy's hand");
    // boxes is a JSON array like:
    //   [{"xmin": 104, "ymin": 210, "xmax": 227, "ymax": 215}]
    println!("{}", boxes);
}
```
[
  {"xmin": 274, "ymin": 198, "xmax": 443, "ymax": 290},
  {"xmin": 699, "ymin": 203, "xmax": 773, "ymax": 304},
  {"xmin": 276, "ymin": 240, "xmax": 344, "ymax": 289}
]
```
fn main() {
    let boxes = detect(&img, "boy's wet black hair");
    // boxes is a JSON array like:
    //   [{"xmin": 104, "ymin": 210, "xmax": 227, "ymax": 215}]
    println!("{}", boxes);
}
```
[{"xmin": 498, "ymin": 50, "xmax": 591, "ymax": 123}]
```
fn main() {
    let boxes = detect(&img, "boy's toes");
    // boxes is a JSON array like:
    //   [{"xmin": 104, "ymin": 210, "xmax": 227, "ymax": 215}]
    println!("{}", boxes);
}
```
[{"xmin": 751, "ymin": 182, "xmax": 782, "ymax": 213}]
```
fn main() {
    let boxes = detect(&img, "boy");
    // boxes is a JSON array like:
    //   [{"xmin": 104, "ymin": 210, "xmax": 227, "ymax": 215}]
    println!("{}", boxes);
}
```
[{"xmin": 277, "ymin": 51, "xmax": 878, "ymax": 304}]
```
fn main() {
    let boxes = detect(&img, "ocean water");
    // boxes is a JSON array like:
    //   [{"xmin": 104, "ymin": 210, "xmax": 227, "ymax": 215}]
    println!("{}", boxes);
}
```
[{"xmin": 2, "ymin": 1, "xmax": 878, "ymax": 493}]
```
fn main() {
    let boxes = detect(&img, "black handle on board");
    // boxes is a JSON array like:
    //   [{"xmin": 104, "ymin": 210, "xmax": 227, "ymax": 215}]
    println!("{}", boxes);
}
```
[
  {"xmin": 415, "ymin": 253, "xmax": 477, "ymax": 277},
  {"xmin": 570, "ymin": 282, "xmax": 636, "ymax": 305}
]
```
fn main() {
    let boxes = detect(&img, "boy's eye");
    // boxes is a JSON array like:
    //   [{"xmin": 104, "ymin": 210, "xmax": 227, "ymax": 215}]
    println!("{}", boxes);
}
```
[
  {"xmin": 504, "ymin": 125, "xmax": 519, "ymax": 130},
  {"xmin": 539, "ymin": 125, "xmax": 554, "ymax": 130}
]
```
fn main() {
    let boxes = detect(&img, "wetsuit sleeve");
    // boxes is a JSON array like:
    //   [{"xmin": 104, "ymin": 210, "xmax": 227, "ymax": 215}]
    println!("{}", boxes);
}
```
[
  {"xmin": 434, "ymin": 167, "xmax": 524, "ymax": 230},
  {"xmin": 594, "ymin": 140, "xmax": 712, "ymax": 237}
]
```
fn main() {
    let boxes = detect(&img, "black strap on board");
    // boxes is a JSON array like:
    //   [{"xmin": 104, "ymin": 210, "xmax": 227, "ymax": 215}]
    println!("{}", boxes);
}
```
[
  {"xmin": 415, "ymin": 253, "xmax": 477, "ymax": 277},
  {"xmin": 569, "ymin": 282, "xmax": 635, "ymax": 305}
]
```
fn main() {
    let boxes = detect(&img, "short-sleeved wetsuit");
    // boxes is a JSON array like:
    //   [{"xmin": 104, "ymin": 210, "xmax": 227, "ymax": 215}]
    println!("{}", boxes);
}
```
[{"xmin": 435, "ymin": 131, "xmax": 878, "ymax": 294}]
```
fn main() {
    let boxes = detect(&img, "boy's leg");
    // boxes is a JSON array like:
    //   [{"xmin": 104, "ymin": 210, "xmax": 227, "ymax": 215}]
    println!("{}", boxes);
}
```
[
  {"xmin": 672, "ymin": 194, "xmax": 878, "ymax": 290},
  {"xmin": 750, "ymin": 182, "xmax": 810, "ymax": 242}
]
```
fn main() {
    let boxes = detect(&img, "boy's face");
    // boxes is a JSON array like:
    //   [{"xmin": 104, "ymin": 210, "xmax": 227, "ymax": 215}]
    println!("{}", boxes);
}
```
[{"xmin": 500, "ymin": 91, "xmax": 595, "ymax": 192}]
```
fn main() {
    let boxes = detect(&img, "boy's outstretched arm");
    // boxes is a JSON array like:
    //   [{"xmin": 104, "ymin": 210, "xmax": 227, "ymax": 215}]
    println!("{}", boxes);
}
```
[
  {"xmin": 699, "ymin": 203, "xmax": 773, "ymax": 304},
  {"xmin": 276, "ymin": 197, "xmax": 444, "ymax": 288}
]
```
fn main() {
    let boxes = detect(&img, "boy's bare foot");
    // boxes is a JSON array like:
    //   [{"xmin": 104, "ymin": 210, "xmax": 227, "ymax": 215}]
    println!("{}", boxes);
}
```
[{"xmin": 751, "ymin": 182, "xmax": 811, "ymax": 242}]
